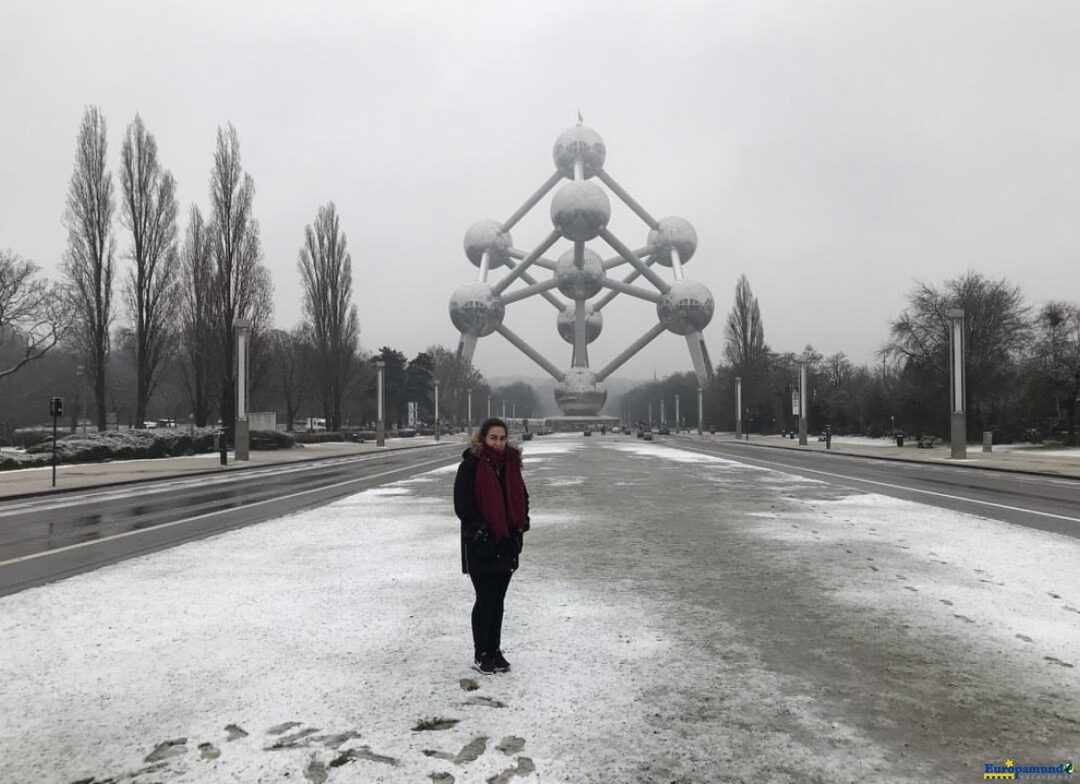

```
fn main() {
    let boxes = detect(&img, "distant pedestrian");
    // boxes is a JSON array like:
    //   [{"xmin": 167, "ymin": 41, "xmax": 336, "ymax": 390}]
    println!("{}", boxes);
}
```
[{"xmin": 454, "ymin": 417, "xmax": 529, "ymax": 674}]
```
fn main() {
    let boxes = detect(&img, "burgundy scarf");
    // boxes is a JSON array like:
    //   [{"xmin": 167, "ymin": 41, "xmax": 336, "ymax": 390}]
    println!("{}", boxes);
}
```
[{"xmin": 474, "ymin": 444, "xmax": 527, "ymax": 541}]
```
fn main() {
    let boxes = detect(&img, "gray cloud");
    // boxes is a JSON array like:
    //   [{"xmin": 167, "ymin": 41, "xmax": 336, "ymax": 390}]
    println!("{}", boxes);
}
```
[{"xmin": 2, "ymin": 0, "xmax": 1077, "ymax": 380}]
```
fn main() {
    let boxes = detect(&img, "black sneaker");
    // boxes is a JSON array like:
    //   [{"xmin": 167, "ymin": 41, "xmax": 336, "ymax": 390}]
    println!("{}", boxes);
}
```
[
  {"xmin": 491, "ymin": 650, "xmax": 510, "ymax": 673},
  {"xmin": 472, "ymin": 653, "xmax": 495, "ymax": 675}
]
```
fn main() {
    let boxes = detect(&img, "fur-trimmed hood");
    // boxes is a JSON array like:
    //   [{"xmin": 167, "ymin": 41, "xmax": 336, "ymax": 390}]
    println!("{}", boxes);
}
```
[{"xmin": 464, "ymin": 433, "xmax": 523, "ymax": 461}]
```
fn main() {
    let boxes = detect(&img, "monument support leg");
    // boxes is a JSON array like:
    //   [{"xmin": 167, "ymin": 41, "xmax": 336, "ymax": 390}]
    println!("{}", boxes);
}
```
[
  {"xmin": 685, "ymin": 332, "xmax": 709, "ymax": 387},
  {"xmin": 456, "ymin": 333, "xmax": 478, "ymax": 366}
]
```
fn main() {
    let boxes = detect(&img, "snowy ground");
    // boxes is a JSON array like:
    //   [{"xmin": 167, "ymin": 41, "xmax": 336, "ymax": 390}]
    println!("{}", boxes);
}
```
[{"xmin": 1, "ymin": 435, "xmax": 1078, "ymax": 783}]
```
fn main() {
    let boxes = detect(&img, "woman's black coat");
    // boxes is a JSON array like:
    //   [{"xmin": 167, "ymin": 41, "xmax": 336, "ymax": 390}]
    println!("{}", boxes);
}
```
[{"xmin": 454, "ymin": 442, "xmax": 530, "ymax": 575}]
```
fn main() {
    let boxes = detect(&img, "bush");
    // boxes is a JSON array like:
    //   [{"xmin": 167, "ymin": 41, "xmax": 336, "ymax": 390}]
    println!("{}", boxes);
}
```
[
  {"xmin": 10, "ymin": 428, "xmax": 53, "ymax": 449},
  {"xmin": 23, "ymin": 428, "xmax": 221, "ymax": 465},
  {"xmin": 0, "ymin": 452, "xmax": 49, "ymax": 470},
  {"xmin": 293, "ymin": 431, "xmax": 350, "ymax": 444},
  {"xmin": 4, "ymin": 426, "xmax": 300, "ymax": 472},
  {"xmin": 250, "ymin": 430, "xmax": 295, "ymax": 450}
]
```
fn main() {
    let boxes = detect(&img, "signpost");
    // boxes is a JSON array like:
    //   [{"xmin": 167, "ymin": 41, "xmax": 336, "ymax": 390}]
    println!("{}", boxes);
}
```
[{"xmin": 49, "ymin": 397, "xmax": 62, "ymax": 487}]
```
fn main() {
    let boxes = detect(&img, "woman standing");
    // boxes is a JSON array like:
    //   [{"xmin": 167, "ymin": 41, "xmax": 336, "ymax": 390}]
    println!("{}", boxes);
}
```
[{"xmin": 454, "ymin": 417, "xmax": 529, "ymax": 674}]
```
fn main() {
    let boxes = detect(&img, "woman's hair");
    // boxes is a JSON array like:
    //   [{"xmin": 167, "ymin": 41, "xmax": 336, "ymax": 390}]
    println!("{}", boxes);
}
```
[{"xmin": 479, "ymin": 417, "xmax": 509, "ymax": 439}]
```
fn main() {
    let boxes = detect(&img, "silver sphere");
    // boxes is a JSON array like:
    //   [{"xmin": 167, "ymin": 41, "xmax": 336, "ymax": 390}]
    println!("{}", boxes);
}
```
[
  {"xmin": 647, "ymin": 216, "xmax": 697, "ymax": 267},
  {"xmin": 554, "ymin": 247, "xmax": 605, "ymax": 300},
  {"xmin": 553, "ymin": 125, "xmax": 606, "ymax": 178},
  {"xmin": 550, "ymin": 181, "xmax": 611, "ymax": 242},
  {"xmin": 554, "ymin": 367, "xmax": 607, "ymax": 416},
  {"xmin": 556, "ymin": 302, "xmax": 603, "ymax": 344},
  {"xmin": 449, "ymin": 282, "xmax": 505, "ymax": 337},
  {"xmin": 656, "ymin": 279, "xmax": 714, "ymax": 335},
  {"xmin": 463, "ymin": 219, "xmax": 512, "ymax": 268}
]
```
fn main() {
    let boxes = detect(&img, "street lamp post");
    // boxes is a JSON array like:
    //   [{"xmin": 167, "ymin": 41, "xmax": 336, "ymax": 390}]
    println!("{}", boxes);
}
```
[
  {"xmin": 234, "ymin": 318, "xmax": 252, "ymax": 461},
  {"xmin": 675, "ymin": 394, "xmax": 680, "ymax": 433},
  {"xmin": 735, "ymin": 376, "xmax": 742, "ymax": 438},
  {"xmin": 798, "ymin": 361, "xmax": 808, "ymax": 446},
  {"xmin": 376, "ymin": 360, "xmax": 386, "ymax": 447},
  {"xmin": 947, "ymin": 308, "xmax": 967, "ymax": 459},
  {"xmin": 467, "ymin": 388, "xmax": 473, "ymax": 436},
  {"xmin": 434, "ymin": 379, "xmax": 440, "ymax": 443},
  {"xmin": 76, "ymin": 365, "xmax": 86, "ymax": 433},
  {"xmin": 697, "ymin": 386, "xmax": 704, "ymax": 435}
]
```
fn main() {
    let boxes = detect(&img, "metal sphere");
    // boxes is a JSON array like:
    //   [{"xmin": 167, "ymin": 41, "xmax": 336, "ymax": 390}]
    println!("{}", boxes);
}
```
[
  {"xmin": 554, "ymin": 247, "xmax": 605, "ymax": 300},
  {"xmin": 556, "ymin": 302, "xmax": 603, "ymax": 344},
  {"xmin": 463, "ymin": 219, "xmax": 512, "ymax": 268},
  {"xmin": 647, "ymin": 216, "xmax": 698, "ymax": 267},
  {"xmin": 550, "ymin": 181, "xmax": 611, "ymax": 242},
  {"xmin": 656, "ymin": 279, "xmax": 714, "ymax": 335},
  {"xmin": 554, "ymin": 367, "xmax": 608, "ymax": 416},
  {"xmin": 448, "ymin": 282, "xmax": 505, "ymax": 337},
  {"xmin": 552, "ymin": 125, "xmax": 606, "ymax": 178}
]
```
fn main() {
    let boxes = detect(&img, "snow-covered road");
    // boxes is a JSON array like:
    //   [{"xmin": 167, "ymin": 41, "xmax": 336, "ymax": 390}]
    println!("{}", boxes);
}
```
[{"xmin": 2, "ymin": 436, "xmax": 1077, "ymax": 783}]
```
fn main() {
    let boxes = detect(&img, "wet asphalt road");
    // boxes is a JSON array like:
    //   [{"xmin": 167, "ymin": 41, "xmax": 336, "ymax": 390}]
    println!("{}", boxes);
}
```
[
  {"xmin": 0, "ymin": 444, "xmax": 462, "ymax": 597},
  {"xmin": 669, "ymin": 436, "xmax": 1080, "ymax": 539}
]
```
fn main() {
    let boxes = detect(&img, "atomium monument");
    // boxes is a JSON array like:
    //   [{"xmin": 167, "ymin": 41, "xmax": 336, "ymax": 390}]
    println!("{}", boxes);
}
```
[{"xmin": 449, "ymin": 120, "xmax": 715, "ymax": 420}]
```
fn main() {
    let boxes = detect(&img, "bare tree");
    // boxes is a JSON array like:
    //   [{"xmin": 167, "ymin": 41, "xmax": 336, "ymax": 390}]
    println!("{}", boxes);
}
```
[
  {"xmin": 883, "ymin": 271, "xmax": 1030, "ymax": 432},
  {"xmin": 62, "ymin": 106, "xmax": 116, "ymax": 431},
  {"xmin": 119, "ymin": 114, "xmax": 180, "ymax": 426},
  {"xmin": 271, "ymin": 326, "xmax": 311, "ymax": 431},
  {"xmin": 179, "ymin": 205, "xmax": 216, "ymax": 426},
  {"xmin": 298, "ymin": 202, "xmax": 359, "ymax": 431},
  {"xmin": 0, "ymin": 251, "xmax": 70, "ymax": 379},
  {"xmin": 207, "ymin": 125, "xmax": 271, "ymax": 437}
]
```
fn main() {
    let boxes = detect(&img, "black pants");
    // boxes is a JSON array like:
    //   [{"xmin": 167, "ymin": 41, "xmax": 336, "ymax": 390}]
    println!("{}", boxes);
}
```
[{"xmin": 469, "ymin": 572, "xmax": 513, "ymax": 656}]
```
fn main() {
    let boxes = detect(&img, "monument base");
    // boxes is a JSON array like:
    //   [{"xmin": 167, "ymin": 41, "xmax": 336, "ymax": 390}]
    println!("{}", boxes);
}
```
[{"xmin": 543, "ymin": 415, "xmax": 622, "ymax": 433}]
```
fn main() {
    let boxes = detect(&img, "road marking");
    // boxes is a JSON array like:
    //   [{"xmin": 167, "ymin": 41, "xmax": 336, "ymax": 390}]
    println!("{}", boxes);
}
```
[
  {"xmin": 674, "ymin": 442, "xmax": 1080, "ymax": 525},
  {"xmin": 0, "ymin": 454, "xmax": 458, "ymax": 567}
]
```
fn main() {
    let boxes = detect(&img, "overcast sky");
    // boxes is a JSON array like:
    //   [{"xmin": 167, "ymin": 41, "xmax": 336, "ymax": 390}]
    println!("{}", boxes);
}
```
[{"xmin": 2, "ymin": 0, "xmax": 1078, "ymax": 381}]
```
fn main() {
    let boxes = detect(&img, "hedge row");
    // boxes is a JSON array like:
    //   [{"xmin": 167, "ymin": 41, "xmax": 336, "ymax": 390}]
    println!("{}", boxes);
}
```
[{"xmin": 0, "ymin": 428, "xmax": 296, "ymax": 471}]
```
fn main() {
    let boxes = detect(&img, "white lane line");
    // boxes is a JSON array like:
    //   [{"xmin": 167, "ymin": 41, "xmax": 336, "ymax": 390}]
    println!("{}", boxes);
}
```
[
  {"xmin": 0, "ymin": 454, "xmax": 458, "ymax": 567},
  {"xmin": 675, "ymin": 443, "xmax": 1080, "ymax": 525},
  {"xmin": 0, "ymin": 449, "xmax": 449, "ymax": 518}
]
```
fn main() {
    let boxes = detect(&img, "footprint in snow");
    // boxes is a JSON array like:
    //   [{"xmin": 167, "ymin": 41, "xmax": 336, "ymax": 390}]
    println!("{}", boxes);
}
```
[
  {"xmin": 464, "ymin": 696, "xmax": 507, "ymax": 708},
  {"xmin": 330, "ymin": 746, "xmax": 400, "ymax": 767},
  {"xmin": 266, "ymin": 721, "xmax": 302, "ymax": 735},
  {"xmin": 496, "ymin": 736, "xmax": 526, "ymax": 755},
  {"xmin": 145, "ymin": 738, "xmax": 188, "ymax": 763},
  {"xmin": 486, "ymin": 756, "xmax": 536, "ymax": 783}
]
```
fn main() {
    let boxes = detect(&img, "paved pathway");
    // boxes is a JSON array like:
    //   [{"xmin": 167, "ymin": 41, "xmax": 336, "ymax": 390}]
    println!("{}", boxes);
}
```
[
  {"xmin": 0, "ymin": 437, "xmax": 459, "ymax": 499},
  {"xmin": 688, "ymin": 432, "xmax": 1080, "ymax": 478}
]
